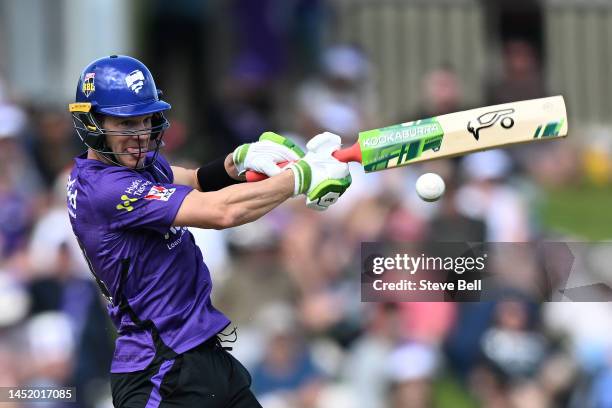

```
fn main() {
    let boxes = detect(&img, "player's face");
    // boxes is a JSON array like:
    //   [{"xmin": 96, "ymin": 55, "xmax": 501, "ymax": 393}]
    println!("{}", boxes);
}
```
[{"xmin": 102, "ymin": 114, "xmax": 153, "ymax": 168}]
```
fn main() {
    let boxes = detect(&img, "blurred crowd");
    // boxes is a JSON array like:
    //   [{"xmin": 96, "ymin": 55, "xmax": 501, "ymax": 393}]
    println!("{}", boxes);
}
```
[{"xmin": 1, "ymin": 2, "xmax": 612, "ymax": 407}]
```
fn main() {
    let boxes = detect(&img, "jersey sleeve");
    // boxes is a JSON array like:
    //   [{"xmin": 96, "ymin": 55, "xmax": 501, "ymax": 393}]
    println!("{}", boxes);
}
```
[{"xmin": 92, "ymin": 168, "xmax": 193, "ymax": 234}]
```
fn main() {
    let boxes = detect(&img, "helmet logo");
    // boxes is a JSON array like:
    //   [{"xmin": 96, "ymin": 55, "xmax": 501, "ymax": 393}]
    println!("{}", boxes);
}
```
[
  {"xmin": 125, "ymin": 70, "xmax": 145, "ymax": 94},
  {"xmin": 82, "ymin": 73, "xmax": 96, "ymax": 97}
]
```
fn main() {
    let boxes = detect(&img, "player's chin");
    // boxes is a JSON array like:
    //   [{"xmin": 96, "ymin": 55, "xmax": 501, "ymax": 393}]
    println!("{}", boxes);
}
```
[{"xmin": 119, "ymin": 152, "xmax": 146, "ymax": 168}]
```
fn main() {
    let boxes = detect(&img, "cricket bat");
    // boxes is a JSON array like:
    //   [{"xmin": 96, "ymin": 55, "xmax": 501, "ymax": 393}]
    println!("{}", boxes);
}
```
[{"xmin": 246, "ymin": 95, "xmax": 568, "ymax": 181}]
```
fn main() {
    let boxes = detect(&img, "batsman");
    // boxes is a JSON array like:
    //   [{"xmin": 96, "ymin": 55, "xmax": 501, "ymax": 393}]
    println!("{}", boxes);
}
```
[{"xmin": 66, "ymin": 55, "xmax": 352, "ymax": 407}]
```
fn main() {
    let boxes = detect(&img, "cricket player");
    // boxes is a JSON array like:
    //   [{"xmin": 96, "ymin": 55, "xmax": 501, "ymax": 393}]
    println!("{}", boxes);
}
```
[{"xmin": 66, "ymin": 55, "xmax": 351, "ymax": 407}]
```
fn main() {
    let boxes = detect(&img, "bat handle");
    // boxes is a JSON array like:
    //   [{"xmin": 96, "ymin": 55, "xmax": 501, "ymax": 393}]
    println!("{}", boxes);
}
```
[
  {"xmin": 245, "ymin": 143, "xmax": 361, "ymax": 182},
  {"xmin": 245, "ymin": 162, "xmax": 291, "ymax": 182}
]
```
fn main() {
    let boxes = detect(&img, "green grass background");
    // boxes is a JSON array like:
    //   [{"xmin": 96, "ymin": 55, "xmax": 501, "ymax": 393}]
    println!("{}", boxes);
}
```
[{"xmin": 541, "ymin": 184, "xmax": 612, "ymax": 240}]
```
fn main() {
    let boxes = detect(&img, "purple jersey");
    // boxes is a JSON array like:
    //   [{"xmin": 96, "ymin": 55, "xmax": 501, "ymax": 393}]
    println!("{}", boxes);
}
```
[{"xmin": 66, "ymin": 153, "xmax": 230, "ymax": 373}]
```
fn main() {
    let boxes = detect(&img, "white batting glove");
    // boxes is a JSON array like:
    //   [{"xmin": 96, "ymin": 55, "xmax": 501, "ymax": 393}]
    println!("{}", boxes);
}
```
[
  {"xmin": 286, "ymin": 132, "xmax": 352, "ymax": 211},
  {"xmin": 233, "ymin": 132, "xmax": 305, "ymax": 177}
]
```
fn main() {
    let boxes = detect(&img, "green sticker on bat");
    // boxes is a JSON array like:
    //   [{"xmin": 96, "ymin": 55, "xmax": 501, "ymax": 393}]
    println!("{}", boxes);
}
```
[
  {"xmin": 358, "ymin": 118, "xmax": 444, "ymax": 172},
  {"xmin": 533, "ymin": 119, "xmax": 564, "ymax": 139}
]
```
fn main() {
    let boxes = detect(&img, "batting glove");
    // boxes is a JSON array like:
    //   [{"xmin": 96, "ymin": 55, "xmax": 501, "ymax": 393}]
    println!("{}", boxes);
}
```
[
  {"xmin": 286, "ymin": 132, "xmax": 352, "ymax": 211},
  {"xmin": 233, "ymin": 132, "xmax": 305, "ymax": 177}
]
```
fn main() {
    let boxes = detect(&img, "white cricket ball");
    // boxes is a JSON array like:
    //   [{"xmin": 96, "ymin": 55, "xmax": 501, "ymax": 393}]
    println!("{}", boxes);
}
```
[{"xmin": 415, "ymin": 173, "xmax": 445, "ymax": 202}]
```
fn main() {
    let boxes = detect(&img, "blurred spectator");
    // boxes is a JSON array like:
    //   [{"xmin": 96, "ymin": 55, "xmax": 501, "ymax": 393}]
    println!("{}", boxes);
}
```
[
  {"xmin": 397, "ymin": 302, "xmax": 456, "ymax": 346},
  {"xmin": 445, "ymin": 302, "xmax": 498, "ymax": 378},
  {"xmin": 519, "ymin": 137, "xmax": 580, "ymax": 188},
  {"xmin": 480, "ymin": 300, "xmax": 547, "ymax": 379},
  {"xmin": 204, "ymin": 0, "xmax": 329, "ymax": 158},
  {"xmin": 28, "ymin": 170, "xmax": 88, "ymax": 277},
  {"xmin": 290, "ymin": 0, "xmax": 328, "ymax": 74},
  {"xmin": 427, "ymin": 176, "xmax": 487, "ymax": 242},
  {"xmin": 387, "ymin": 342, "xmax": 439, "ymax": 408},
  {"xmin": 251, "ymin": 303, "xmax": 324, "ymax": 404},
  {"xmin": 456, "ymin": 150, "xmax": 531, "ymax": 241},
  {"xmin": 232, "ymin": 0, "xmax": 290, "ymax": 81},
  {"xmin": 0, "ymin": 103, "xmax": 26, "ymax": 137},
  {"xmin": 0, "ymin": 189, "xmax": 33, "ymax": 261},
  {"xmin": 302, "ymin": 99, "xmax": 361, "ymax": 142},
  {"xmin": 205, "ymin": 66, "xmax": 278, "ymax": 158},
  {"xmin": 215, "ymin": 227, "xmax": 296, "ymax": 324},
  {"xmin": 231, "ymin": 0, "xmax": 327, "ymax": 84},
  {"xmin": 27, "ymin": 241, "xmax": 113, "ymax": 407},
  {"xmin": 147, "ymin": 0, "xmax": 212, "ymax": 135},
  {"xmin": 471, "ymin": 298, "xmax": 552, "ymax": 407},
  {"xmin": 276, "ymin": 205, "xmax": 364, "ymax": 348},
  {"xmin": 544, "ymin": 302, "xmax": 612, "ymax": 375},
  {"xmin": 296, "ymin": 44, "xmax": 376, "ymax": 142},
  {"xmin": 0, "ymin": 104, "xmax": 40, "ymax": 260},
  {"xmin": 24, "ymin": 106, "xmax": 81, "ymax": 188},
  {"xmin": 342, "ymin": 303, "xmax": 401, "ymax": 408},
  {"xmin": 417, "ymin": 65, "xmax": 465, "ymax": 118},
  {"xmin": 280, "ymin": 206, "xmax": 336, "ymax": 293},
  {"xmin": 0, "ymin": 272, "xmax": 30, "ymax": 395},
  {"xmin": 486, "ymin": 39, "xmax": 546, "ymax": 105},
  {"xmin": 25, "ymin": 312, "xmax": 75, "ymax": 387},
  {"xmin": 0, "ymin": 273, "xmax": 30, "ymax": 327}
]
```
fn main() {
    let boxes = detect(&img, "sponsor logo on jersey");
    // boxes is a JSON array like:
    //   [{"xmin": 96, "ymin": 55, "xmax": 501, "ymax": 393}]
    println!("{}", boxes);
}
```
[
  {"xmin": 164, "ymin": 226, "xmax": 188, "ymax": 250},
  {"xmin": 82, "ymin": 73, "xmax": 95, "ymax": 97},
  {"xmin": 125, "ymin": 70, "xmax": 145, "ymax": 94},
  {"xmin": 66, "ymin": 175, "xmax": 78, "ymax": 218},
  {"xmin": 145, "ymin": 185, "xmax": 176, "ymax": 201},
  {"xmin": 116, "ymin": 195, "xmax": 138, "ymax": 212},
  {"xmin": 125, "ymin": 179, "xmax": 153, "ymax": 197}
]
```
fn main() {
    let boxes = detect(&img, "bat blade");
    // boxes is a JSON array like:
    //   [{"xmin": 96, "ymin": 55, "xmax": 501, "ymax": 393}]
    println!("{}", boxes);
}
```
[
  {"xmin": 245, "ymin": 96, "xmax": 567, "ymax": 181},
  {"xmin": 359, "ymin": 95, "xmax": 567, "ymax": 172}
]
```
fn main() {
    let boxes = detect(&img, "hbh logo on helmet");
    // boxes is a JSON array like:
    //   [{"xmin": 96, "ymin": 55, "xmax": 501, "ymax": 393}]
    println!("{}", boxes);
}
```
[{"xmin": 125, "ymin": 70, "xmax": 145, "ymax": 94}]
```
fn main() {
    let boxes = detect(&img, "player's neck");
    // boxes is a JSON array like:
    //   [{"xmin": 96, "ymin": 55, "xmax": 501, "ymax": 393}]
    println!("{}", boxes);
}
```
[
  {"xmin": 87, "ymin": 149, "xmax": 99, "ymax": 161},
  {"xmin": 87, "ymin": 149, "xmax": 114, "ymax": 166}
]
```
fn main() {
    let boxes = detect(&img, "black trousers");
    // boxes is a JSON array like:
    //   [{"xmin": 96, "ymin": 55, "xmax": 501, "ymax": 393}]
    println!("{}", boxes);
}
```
[{"xmin": 110, "ymin": 337, "xmax": 262, "ymax": 407}]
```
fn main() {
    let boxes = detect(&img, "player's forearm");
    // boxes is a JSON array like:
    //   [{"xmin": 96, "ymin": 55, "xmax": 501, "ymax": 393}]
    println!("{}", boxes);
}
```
[
  {"xmin": 218, "ymin": 171, "xmax": 294, "ymax": 227},
  {"xmin": 173, "ymin": 171, "xmax": 294, "ymax": 229}
]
